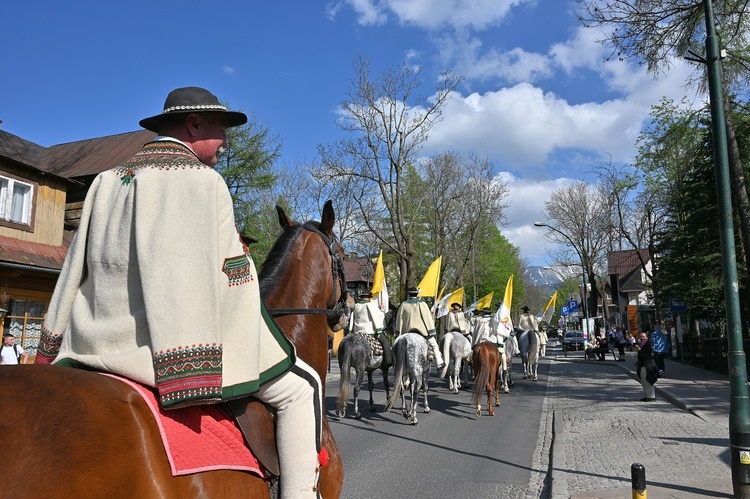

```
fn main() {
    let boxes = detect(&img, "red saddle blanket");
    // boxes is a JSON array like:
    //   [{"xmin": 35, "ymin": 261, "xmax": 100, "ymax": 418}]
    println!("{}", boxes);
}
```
[{"xmin": 102, "ymin": 374, "xmax": 265, "ymax": 478}]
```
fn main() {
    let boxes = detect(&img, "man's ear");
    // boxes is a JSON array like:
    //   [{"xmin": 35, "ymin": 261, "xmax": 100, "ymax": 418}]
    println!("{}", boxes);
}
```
[{"xmin": 186, "ymin": 113, "xmax": 201, "ymax": 137}]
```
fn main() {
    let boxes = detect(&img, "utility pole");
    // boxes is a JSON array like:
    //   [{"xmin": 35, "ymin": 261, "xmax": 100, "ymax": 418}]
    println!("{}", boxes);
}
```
[{"xmin": 699, "ymin": 1, "xmax": 750, "ymax": 495}]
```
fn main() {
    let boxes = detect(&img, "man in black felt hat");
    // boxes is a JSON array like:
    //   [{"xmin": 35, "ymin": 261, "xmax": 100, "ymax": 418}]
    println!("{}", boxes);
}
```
[
  {"xmin": 348, "ymin": 290, "xmax": 392, "ymax": 366},
  {"xmin": 393, "ymin": 286, "xmax": 445, "ymax": 370},
  {"xmin": 37, "ymin": 87, "xmax": 324, "ymax": 498},
  {"xmin": 518, "ymin": 305, "xmax": 539, "ymax": 334},
  {"xmin": 446, "ymin": 302, "xmax": 469, "ymax": 341}
]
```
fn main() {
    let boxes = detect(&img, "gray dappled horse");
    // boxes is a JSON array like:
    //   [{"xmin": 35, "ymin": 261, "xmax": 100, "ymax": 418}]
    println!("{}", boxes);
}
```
[
  {"xmin": 517, "ymin": 329, "xmax": 540, "ymax": 381},
  {"xmin": 385, "ymin": 333, "xmax": 431, "ymax": 425},
  {"xmin": 336, "ymin": 333, "xmax": 391, "ymax": 419},
  {"xmin": 440, "ymin": 331, "xmax": 472, "ymax": 394}
]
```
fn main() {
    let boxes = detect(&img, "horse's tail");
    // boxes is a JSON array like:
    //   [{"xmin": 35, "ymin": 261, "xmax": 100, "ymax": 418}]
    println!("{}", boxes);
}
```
[
  {"xmin": 471, "ymin": 344, "xmax": 491, "ymax": 406},
  {"xmin": 385, "ymin": 337, "xmax": 406, "ymax": 412},
  {"xmin": 336, "ymin": 337, "xmax": 352, "ymax": 412},
  {"xmin": 440, "ymin": 333, "xmax": 452, "ymax": 379}
]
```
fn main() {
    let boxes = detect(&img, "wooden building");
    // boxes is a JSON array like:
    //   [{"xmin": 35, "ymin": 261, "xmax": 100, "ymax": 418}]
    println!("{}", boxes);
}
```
[{"xmin": 0, "ymin": 129, "xmax": 156, "ymax": 358}]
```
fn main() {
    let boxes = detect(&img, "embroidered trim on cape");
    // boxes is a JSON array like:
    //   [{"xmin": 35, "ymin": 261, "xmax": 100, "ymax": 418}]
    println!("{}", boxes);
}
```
[
  {"xmin": 153, "ymin": 344, "xmax": 223, "ymax": 409},
  {"xmin": 36, "ymin": 327, "xmax": 63, "ymax": 364},
  {"xmin": 222, "ymin": 255, "xmax": 254, "ymax": 287},
  {"xmin": 113, "ymin": 142, "xmax": 208, "ymax": 183}
]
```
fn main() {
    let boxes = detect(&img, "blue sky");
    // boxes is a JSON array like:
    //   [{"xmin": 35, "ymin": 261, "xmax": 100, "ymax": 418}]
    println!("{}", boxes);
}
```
[{"xmin": 3, "ymin": 0, "xmax": 698, "ymax": 266}]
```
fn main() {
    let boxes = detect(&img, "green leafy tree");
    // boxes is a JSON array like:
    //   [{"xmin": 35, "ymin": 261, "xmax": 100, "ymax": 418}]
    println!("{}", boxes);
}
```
[{"xmin": 216, "ymin": 110, "xmax": 282, "ymax": 262}]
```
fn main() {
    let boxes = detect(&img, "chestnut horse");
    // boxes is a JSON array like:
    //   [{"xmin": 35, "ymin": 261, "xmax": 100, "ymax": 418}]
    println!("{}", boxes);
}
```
[
  {"xmin": 0, "ymin": 201, "xmax": 347, "ymax": 498},
  {"xmin": 471, "ymin": 342, "xmax": 501, "ymax": 418}
]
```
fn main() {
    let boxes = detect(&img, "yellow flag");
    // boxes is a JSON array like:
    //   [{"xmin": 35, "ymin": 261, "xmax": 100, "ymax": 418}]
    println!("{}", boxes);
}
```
[
  {"xmin": 417, "ymin": 256, "xmax": 442, "ymax": 298},
  {"xmin": 435, "ymin": 287, "xmax": 464, "ymax": 318},
  {"xmin": 371, "ymin": 250, "xmax": 385, "ymax": 295},
  {"xmin": 539, "ymin": 291, "xmax": 558, "ymax": 323},
  {"xmin": 476, "ymin": 292, "xmax": 494, "ymax": 311},
  {"xmin": 370, "ymin": 250, "xmax": 389, "ymax": 312}
]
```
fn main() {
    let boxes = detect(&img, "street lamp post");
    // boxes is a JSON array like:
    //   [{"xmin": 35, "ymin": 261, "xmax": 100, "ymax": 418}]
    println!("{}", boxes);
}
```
[
  {"xmin": 535, "ymin": 222, "xmax": 590, "ymax": 337},
  {"xmin": 698, "ymin": 1, "xmax": 750, "ymax": 495}
]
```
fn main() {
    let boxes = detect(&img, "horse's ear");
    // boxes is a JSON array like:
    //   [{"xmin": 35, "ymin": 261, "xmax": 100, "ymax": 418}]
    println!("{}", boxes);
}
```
[
  {"xmin": 320, "ymin": 200, "xmax": 335, "ymax": 236},
  {"xmin": 276, "ymin": 205, "xmax": 295, "ymax": 228}
]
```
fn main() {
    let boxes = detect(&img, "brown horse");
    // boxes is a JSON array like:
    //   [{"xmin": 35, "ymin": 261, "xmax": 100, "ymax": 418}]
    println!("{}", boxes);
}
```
[
  {"xmin": 0, "ymin": 201, "xmax": 347, "ymax": 498},
  {"xmin": 471, "ymin": 342, "xmax": 501, "ymax": 418}
]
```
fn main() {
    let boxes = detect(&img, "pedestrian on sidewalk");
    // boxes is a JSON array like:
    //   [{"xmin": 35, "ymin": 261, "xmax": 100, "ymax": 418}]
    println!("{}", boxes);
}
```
[
  {"xmin": 634, "ymin": 331, "xmax": 658, "ymax": 401},
  {"xmin": 615, "ymin": 327, "xmax": 627, "ymax": 361},
  {"xmin": 650, "ymin": 326, "xmax": 668, "ymax": 377}
]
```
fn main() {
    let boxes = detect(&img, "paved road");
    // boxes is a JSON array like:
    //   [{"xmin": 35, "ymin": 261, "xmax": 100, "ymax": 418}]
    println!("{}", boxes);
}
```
[{"xmin": 324, "ymin": 352, "xmax": 552, "ymax": 498}]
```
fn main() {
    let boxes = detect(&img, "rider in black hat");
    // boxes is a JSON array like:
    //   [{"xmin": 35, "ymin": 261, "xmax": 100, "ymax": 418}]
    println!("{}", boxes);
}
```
[
  {"xmin": 38, "ymin": 87, "xmax": 323, "ymax": 498},
  {"xmin": 394, "ymin": 286, "xmax": 445, "ymax": 370}
]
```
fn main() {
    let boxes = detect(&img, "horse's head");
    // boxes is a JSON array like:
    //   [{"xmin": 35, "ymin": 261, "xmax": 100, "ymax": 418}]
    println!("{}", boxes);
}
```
[{"xmin": 267, "ymin": 200, "xmax": 352, "ymax": 332}]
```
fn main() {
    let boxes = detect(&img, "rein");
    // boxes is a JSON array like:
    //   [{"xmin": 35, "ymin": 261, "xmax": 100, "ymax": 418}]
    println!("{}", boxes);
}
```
[{"xmin": 266, "ymin": 222, "xmax": 349, "ymax": 319}]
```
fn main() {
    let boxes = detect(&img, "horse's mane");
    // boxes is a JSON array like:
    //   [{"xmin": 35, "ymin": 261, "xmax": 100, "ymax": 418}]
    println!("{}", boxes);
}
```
[{"xmin": 258, "ymin": 220, "xmax": 322, "ymax": 299}]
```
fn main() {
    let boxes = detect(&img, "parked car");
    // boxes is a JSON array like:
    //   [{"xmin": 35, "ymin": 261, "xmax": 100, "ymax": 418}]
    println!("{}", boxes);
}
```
[
  {"xmin": 562, "ymin": 330, "xmax": 585, "ymax": 351},
  {"xmin": 545, "ymin": 327, "xmax": 559, "ymax": 339}
]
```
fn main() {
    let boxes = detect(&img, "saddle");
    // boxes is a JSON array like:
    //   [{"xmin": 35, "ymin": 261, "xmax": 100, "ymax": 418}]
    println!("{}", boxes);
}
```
[
  {"xmin": 225, "ymin": 398, "xmax": 281, "ymax": 478},
  {"xmin": 356, "ymin": 331, "xmax": 383, "ymax": 357}
]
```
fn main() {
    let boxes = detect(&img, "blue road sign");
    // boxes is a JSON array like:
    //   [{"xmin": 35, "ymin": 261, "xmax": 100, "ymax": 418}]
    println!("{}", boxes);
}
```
[
  {"xmin": 561, "ymin": 306, "xmax": 569, "ymax": 316},
  {"xmin": 568, "ymin": 300, "xmax": 578, "ymax": 312}
]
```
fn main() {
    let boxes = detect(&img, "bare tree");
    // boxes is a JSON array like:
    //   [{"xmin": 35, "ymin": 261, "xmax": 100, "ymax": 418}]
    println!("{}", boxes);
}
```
[
  {"xmin": 317, "ymin": 54, "xmax": 463, "ymax": 298},
  {"xmin": 542, "ymin": 181, "xmax": 611, "ymax": 319},
  {"xmin": 577, "ymin": 0, "xmax": 750, "ymax": 282},
  {"xmin": 421, "ymin": 152, "xmax": 509, "ymax": 289}
]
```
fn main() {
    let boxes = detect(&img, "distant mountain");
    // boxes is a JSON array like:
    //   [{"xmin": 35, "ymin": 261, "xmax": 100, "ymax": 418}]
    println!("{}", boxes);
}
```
[{"xmin": 524, "ymin": 266, "xmax": 566, "ymax": 294}]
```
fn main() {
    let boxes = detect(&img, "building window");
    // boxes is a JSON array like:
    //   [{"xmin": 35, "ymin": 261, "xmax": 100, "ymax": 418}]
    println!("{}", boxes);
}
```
[
  {"xmin": 0, "ymin": 176, "xmax": 34, "ymax": 225},
  {"xmin": 3, "ymin": 299, "xmax": 47, "ymax": 357}
]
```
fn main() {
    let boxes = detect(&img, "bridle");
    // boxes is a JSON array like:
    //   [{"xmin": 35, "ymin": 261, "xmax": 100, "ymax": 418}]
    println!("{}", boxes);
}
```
[{"xmin": 266, "ymin": 222, "xmax": 349, "ymax": 321}]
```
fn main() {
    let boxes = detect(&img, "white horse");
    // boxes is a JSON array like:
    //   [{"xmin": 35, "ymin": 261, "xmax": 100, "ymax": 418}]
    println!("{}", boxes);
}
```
[
  {"xmin": 518, "ymin": 329, "xmax": 540, "ymax": 381},
  {"xmin": 440, "ymin": 331, "xmax": 472, "ymax": 393},
  {"xmin": 385, "ymin": 333, "xmax": 431, "ymax": 425}
]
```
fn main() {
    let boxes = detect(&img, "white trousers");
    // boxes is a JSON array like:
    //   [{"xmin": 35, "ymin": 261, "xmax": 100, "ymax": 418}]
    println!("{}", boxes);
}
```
[
  {"xmin": 639, "ymin": 366, "xmax": 655, "ymax": 399},
  {"xmin": 427, "ymin": 336, "xmax": 444, "ymax": 366},
  {"xmin": 255, "ymin": 358, "xmax": 322, "ymax": 498}
]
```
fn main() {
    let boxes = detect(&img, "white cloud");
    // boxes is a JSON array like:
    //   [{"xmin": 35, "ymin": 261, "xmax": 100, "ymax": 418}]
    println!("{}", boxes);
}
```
[
  {"xmin": 425, "ymin": 83, "xmax": 648, "ymax": 168},
  {"xmin": 436, "ymin": 31, "xmax": 554, "ymax": 84},
  {"xmin": 499, "ymin": 172, "xmax": 576, "ymax": 266},
  {"xmin": 223, "ymin": 65, "xmax": 236, "ymax": 76},
  {"xmin": 337, "ymin": 0, "xmax": 529, "ymax": 29}
]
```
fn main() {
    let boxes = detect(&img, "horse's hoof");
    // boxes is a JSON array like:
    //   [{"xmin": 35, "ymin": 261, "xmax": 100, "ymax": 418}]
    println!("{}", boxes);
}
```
[
  {"xmin": 355, "ymin": 412, "xmax": 362, "ymax": 420},
  {"xmin": 410, "ymin": 420, "xmax": 418, "ymax": 425},
  {"xmin": 504, "ymin": 388, "xmax": 510, "ymax": 394},
  {"xmin": 475, "ymin": 408, "xmax": 481, "ymax": 418},
  {"xmin": 534, "ymin": 377, "xmax": 538, "ymax": 382},
  {"xmin": 424, "ymin": 407, "xmax": 431, "ymax": 414},
  {"xmin": 337, "ymin": 409, "xmax": 345, "ymax": 418},
  {"xmin": 489, "ymin": 410, "xmax": 495, "ymax": 416}
]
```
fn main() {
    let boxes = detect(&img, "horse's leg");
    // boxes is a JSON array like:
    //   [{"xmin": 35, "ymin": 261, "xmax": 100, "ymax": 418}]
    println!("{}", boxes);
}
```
[
  {"xmin": 451, "ymin": 357, "xmax": 461, "ymax": 393},
  {"xmin": 367, "ymin": 369, "xmax": 376, "ymax": 412},
  {"xmin": 353, "ymin": 364, "xmax": 365, "ymax": 419},
  {"xmin": 381, "ymin": 366, "xmax": 391, "ymax": 407},
  {"xmin": 336, "ymin": 345, "xmax": 351, "ymax": 418},
  {"xmin": 486, "ymin": 376, "xmax": 494, "ymax": 416},
  {"xmin": 319, "ymin": 420, "xmax": 344, "ymax": 499},
  {"xmin": 400, "ymin": 374, "xmax": 409, "ymax": 420},
  {"xmin": 410, "ymin": 374, "xmax": 420, "ymax": 424},
  {"xmin": 422, "ymin": 368, "xmax": 430, "ymax": 414}
]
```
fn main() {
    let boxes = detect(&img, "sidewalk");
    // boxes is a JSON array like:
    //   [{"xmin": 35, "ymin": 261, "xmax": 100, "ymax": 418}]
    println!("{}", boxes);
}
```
[{"xmin": 548, "ymin": 343, "xmax": 734, "ymax": 498}]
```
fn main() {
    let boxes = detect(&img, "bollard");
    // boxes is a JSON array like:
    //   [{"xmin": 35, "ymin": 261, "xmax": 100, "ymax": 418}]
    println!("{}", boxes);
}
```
[{"xmin": 631, "ymin": 463, "xmax": 646, "ymax": 498}]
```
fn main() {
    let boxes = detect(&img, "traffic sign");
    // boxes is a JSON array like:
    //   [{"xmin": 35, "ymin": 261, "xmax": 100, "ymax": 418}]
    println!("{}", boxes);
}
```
[
  {"xmin": 568, "ymin": 300, "xmax": 578, "ymax": 312},
  {"xmin": 561, "ymin": 306, "xmax": 569, "ymax": 316}
]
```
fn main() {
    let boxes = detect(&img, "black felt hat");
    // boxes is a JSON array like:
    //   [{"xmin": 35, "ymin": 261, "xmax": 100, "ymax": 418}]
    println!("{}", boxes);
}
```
[
  {"xmin": 407, "ymin": 286, "xmax": 419, "ymax": 297},
  {"xmin": 521, "ymin": 305, "xmax": 531, "ymax": 312},
  {"xmin": 139, "ymin": 87, "xmax": 248, "ymax": 133}
]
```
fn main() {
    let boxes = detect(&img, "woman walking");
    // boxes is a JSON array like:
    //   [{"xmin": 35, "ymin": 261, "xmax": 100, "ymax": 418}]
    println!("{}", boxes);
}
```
[{"xmin": 634, "ymin": 331, "xmax": 658, "ymax": 401}]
